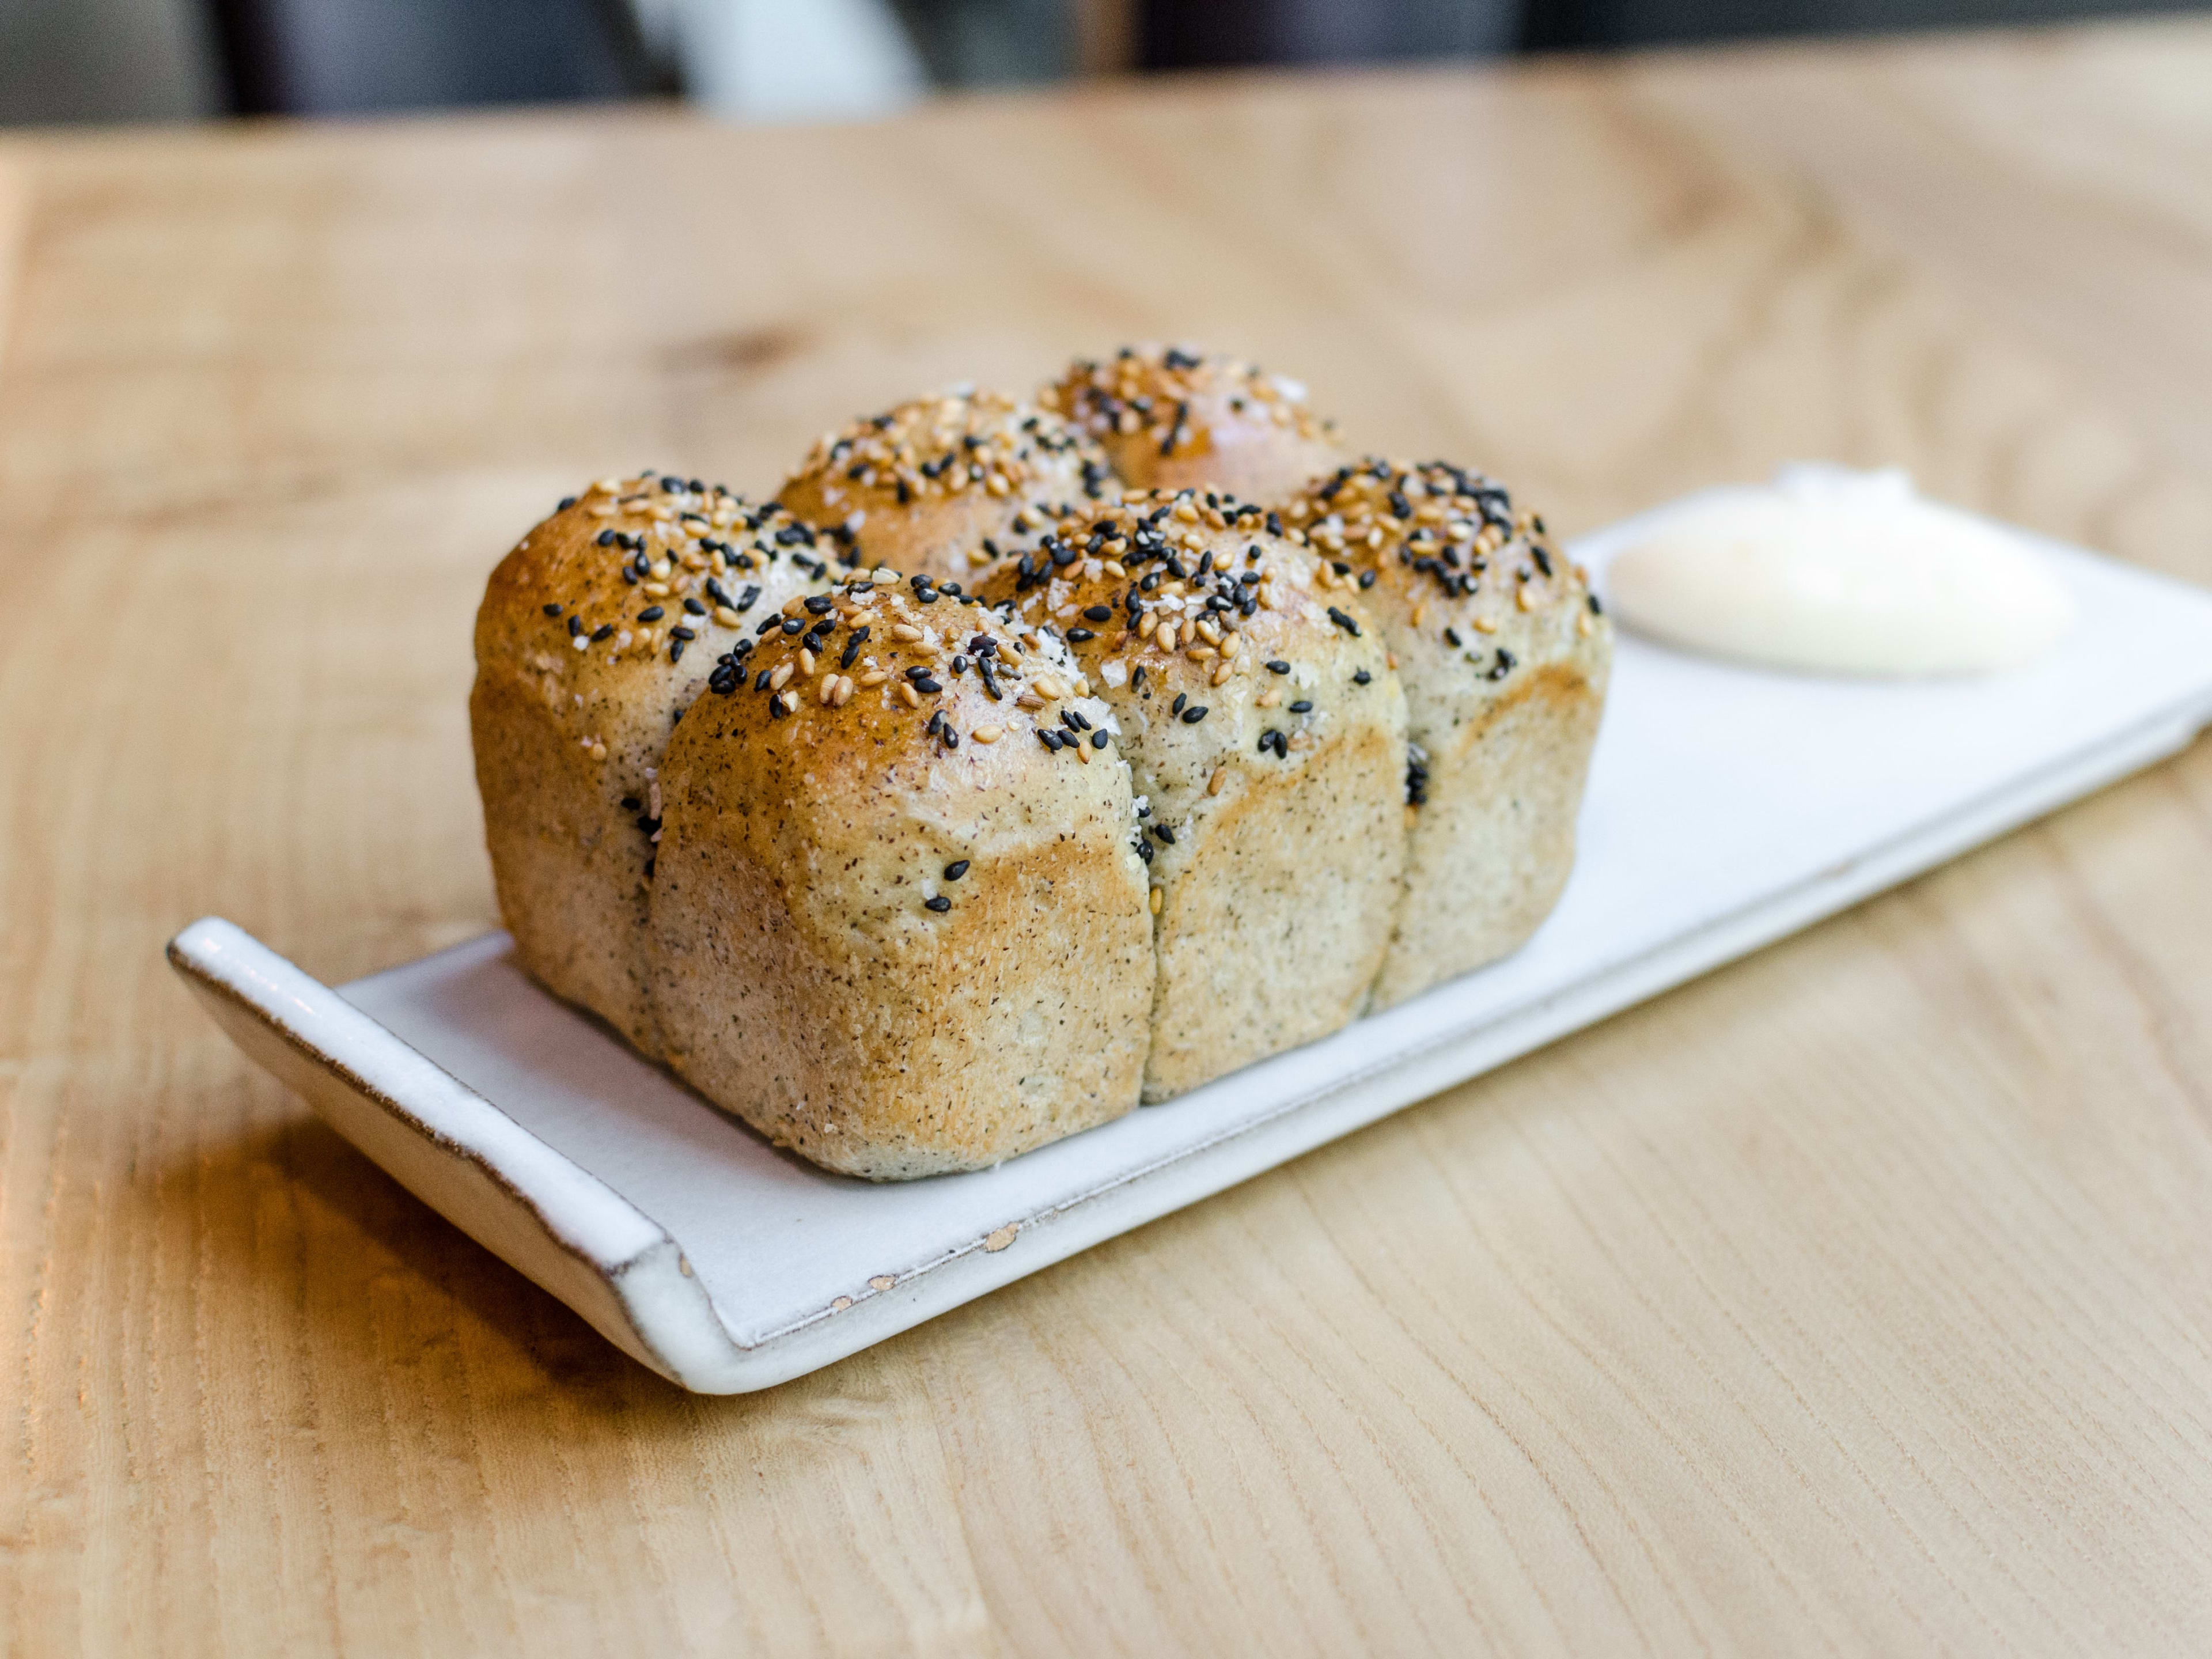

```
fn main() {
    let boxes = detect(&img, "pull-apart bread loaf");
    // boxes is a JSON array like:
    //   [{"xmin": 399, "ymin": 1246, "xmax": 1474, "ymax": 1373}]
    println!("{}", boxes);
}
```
[
  {"xmin": 978, "ymin": 490, "xmax": 1407, "ymax": 1102},
  {"xmin": 471, "ymin": 475, "xmax": 835, "ymax": 1054},
  {"xmin": 777, "ymin": 389, "xmax": 1116, "ymax": 585},
  {"xmin": 1283, "ymin": 461, "xmax": 1612, "ymax": 1007},
  {"xmin": 649, "ymin": 573, "xmax": 1154, "ymax": 1179},
  {"xmin": 1043, "ymin": 346, "xmax": 1347, "ymax": 505}
]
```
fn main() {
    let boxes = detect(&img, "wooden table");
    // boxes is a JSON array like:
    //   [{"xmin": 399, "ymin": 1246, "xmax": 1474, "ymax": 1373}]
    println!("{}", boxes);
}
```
[{"xmin": 9, "ymin": 18, "xmax": 2212, "ymax": 1653}]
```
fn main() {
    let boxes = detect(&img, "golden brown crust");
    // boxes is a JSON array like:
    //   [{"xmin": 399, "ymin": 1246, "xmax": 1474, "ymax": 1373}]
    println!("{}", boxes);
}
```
[
  {"xmin": 777, "ymin": 389, "xmax": 1115, "ymax": 584},
  {"xmin": 1283, "ymin": 459, "xmax": 1613, "ymax": 1005},
  {"xmin": 469, "ymin": 474, "xmax": 833, "ymax": 1052},
  {"xmin": 977, "ymin": 488, "xmax": 1406, "ymax": 1100},
  {"xmin": 1042, "ymin": 346, "xmax": 1347, "ymax": 503},
  {"xmin": 647, "ymin": 573, "xmax": 1153, "ymax": 1179}
]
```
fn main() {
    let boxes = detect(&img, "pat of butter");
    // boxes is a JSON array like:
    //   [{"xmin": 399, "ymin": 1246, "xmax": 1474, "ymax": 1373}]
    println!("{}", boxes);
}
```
[{"xmin": 1607, "ymin": 465, "xmax": 2074, "ymax": 677}]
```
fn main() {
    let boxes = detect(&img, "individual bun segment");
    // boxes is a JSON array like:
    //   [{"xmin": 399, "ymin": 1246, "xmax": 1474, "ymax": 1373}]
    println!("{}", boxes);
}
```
[
  {"xmin": 1043, "ymin": 346, "xmax": 1347, "ymax": 505},
  {"xmin": 470, "ymin": 474, "xmax": 834, "ymax": 1055},
  {"xmin": 1285, "ymin": 460, "xmax": 1612, "ymax": 1007},
  {"xmin": 649, "ymin": 573, "xmax": 1153, "ymax": 1179},
  {"xmin": 979, "ymin": 490, "xmax": 1407, "ymax": 1102},
  {"xmin": 777, "ymin": 389, "xmax": 1116, "ymax": 584}
]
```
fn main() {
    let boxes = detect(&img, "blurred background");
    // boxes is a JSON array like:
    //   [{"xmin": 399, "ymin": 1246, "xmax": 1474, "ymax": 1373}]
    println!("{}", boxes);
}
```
[{"xmin": 1, "ymin": 0, "xmax": 2200, "ymax": 127}]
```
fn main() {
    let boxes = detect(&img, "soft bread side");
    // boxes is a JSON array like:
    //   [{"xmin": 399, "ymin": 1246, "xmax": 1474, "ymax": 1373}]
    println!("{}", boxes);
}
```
[
  {"xmin": 979, "ymin": 490, "xmax": 1406, "ymax": 1101},
  {"xmin": 649, "ymin": 574, "xmax": 1153, "ymax": 1179},
  {"xmin": 469, "ymin": 475, "xmax": 834, "ymax": 1054},
  {"xmin": 1285, "ymin": 461, "xmax": 1612, "ymax": 1006}
]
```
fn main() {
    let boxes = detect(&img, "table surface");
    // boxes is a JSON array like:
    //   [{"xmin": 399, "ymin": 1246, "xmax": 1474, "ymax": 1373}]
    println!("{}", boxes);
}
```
[{"xmin": 8, "ymin": 18, "xmax": 2212, "ymax": 1655}]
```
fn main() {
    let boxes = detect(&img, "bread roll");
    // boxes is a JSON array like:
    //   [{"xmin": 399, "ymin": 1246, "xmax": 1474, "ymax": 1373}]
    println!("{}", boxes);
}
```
[
  {"xmin": 1043, "ymin": 346, "xmax": 1347, "ymax": 504},
  {"xmin": 1283, "ymin": 461, "xmax": 1612, "ymax": 1006},
  {"xmin": 978, "ymin": 490, "xmax": 1407, "ymax": 1101},
  {"xmin": 649, "ymin": 573, "xmax": 1153, "ymax": 1179},
  {"xmin": 777, "ymin": 389, "xmax": 1115, "ymax": 585},
  {"xmin": 470, "ymin": 474, "xmax": 835, "ymax": 1054}
]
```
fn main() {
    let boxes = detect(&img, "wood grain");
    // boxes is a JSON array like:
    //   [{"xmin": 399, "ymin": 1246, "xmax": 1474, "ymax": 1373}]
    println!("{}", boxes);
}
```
[{"xmin": 8, "ymin": 19, "xmax": 2212, "ymax": 1655}]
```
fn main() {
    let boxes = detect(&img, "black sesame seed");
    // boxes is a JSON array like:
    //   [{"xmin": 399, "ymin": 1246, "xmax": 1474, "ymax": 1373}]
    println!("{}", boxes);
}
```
[
  {"xmin": 1588, "ymin": 593, "xmax": 1604, "ymax": 615},
  {"xmin": 804, "ymin": 594, "xmax": 835, "ymax": 615},
  {"xmin": 1153, "ymin": 823, "xmax": 1176, "ymax": 844},
  {"xmin": 1039, "ymin": 729, "xmax": 1062, "ymax": 751},
  {"xmin": 1171, "ymin": 692, "xmax": 1187, "ymax": 714},
  {"xmin": 637, "ymin": 605, "xmax": 665, "ymax": 622},
  {"xmin": 590, "ymin": 623, "xmax": 613, "ymax": 641},
  {"xmin": 669, "ymin": 639, "xmax": 686, "ymax": 661},
  {"xmin": 1353, "ymin": 668, "xmax": 1373, "ymax": 685},
  {"xmin": 1327, "ymin": 607, "xmax": 1359, "ymax": 635},
  {"xmin": 944, "ymin": 860, "xmax": 970, "ymax": 881},
  {"xmin": 596, "ymin": 531, "xmax": 616, "ymax": 547},
  {"xmin": 1090, "ymin": 730, "xmax": 1109, "ymax": 749},
  {"xmin": 925, "ymin": 895, "xmax": 952, "ymax": 912},
  {"xmin": 1180, "ymin": 706, "xmax": 1208, "ymax": 724},
  {"xmin": 1266, "ymin": 659, "xmax": 1290, "ymax": 675},
  {"xmin": 1443, "ymin": 627, "xmax": 1461, "ymax": 648},
  {"xmin": 781, "ymin": 618, "xmax": 804, "ymax": 635},
  {"xmin": 1084, "ymin": 605, "xmax": 1113, "ymax": 623},
  {"xmin": 683, "ymin": 597, "xmax": 707, "ymax": 616},
  {"xmin": 1289, "ymin": 699, "xmax": 1313, "ymax": 713}
]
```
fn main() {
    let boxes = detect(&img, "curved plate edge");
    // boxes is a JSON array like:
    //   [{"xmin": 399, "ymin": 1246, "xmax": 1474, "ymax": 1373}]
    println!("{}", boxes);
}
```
[{"xmin": 165, "ymin": 918, "xmax": 753, "ymax": 1393}]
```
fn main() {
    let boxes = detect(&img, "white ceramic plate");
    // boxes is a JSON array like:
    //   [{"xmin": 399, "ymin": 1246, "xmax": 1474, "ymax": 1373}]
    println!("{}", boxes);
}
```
[{"xmin": 168, "ymin": 494, "xmax": 2212, "ymax": 1392}]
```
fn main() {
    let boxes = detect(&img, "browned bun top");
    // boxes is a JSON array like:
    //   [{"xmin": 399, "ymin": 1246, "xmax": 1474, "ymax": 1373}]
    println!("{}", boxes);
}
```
[
  {"xmin": 474, "ymin": 471, "xmax": 839, "ymax": 704},
  {"xmin": 777, "ymin": 389, "xmax": 1116, "ymax": 584},
  {"xmin": 1281, "ymin": 458, "xmax": 1603, "ymax": 696},
  {"xmin": 1041, "ymin": 346, "xmax": 1347, "ymax": 503},
  {"xmin": 974, "ymin": 487, "xmax": 1382, "ymax": 699},
  {"xmin": 682, "ymin": 566, "xmax": 1118, "ymax": 800}
]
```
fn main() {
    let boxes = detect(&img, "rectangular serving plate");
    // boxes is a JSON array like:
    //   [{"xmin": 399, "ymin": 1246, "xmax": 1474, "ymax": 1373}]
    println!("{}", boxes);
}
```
[{"xmin": 168, "ymin": 496, "xmax": 2212, "ymax": 1392}]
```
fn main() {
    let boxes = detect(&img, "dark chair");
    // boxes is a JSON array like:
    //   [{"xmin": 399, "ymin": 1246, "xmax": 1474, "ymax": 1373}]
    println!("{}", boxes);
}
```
[{"xmin": 206, "ymin": 0, "xmax": 668, "ymax": 116}]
